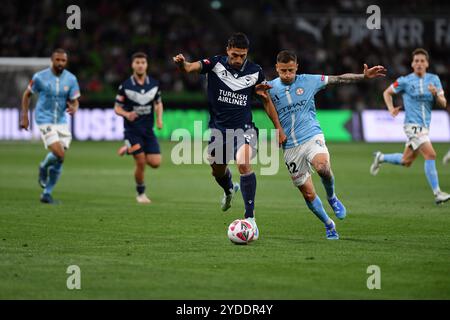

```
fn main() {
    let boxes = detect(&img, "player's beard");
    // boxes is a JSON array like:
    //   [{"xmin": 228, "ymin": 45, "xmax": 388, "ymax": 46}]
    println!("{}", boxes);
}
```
[
  {"xmin": 135, "ymin": 71, "xmax": 146, "ymax": 78},
  {"xmin": 231, "ymin": 62, "xmax": 242, "ymax": 69},
  {"xmin": 53, "ymin": 65, "xmax": 64, "ymax": 75}
]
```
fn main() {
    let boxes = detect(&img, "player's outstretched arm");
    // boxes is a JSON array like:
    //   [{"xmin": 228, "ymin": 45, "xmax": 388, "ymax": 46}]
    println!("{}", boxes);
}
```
[
  {"xmin": 172, "ymin": 54, "xmax": 202, "ymax": 73},
  {"xmin": 428, "ymin": 84, "xmax": 447, "ymax": 109},
  {"xmin": 328, "ymin": 64, "xmax": 387, "ymax": 85},
  {"xmin": 20, "ymin": 88, "xmax": 32, "ymax": 130},
  {"xmin": 383, "ymin": 86, "xmax": 402, "ymax": 117}
]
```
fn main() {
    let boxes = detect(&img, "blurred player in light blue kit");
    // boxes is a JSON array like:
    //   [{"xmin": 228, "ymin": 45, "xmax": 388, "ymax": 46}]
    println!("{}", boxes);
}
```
[
  {"xmin": 114, "ymin": 52, "xmax": 163, "ymax": 204},
  {"xmin": 258, "ymin": 50, "xmax": 386, "ymax": 239},
  {"xmin": 20, "ymin": 49, "xmax": 80, "ymax": 204},
  {"xmin": 371, "ymin": 48, "xmax": 450, "ymax": 204}
]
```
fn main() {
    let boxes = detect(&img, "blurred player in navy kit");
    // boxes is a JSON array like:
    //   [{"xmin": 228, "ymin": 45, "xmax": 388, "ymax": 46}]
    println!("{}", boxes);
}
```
[{"xmin": 114, "ymin": 52, "xmax": 163, "ymax": 204}]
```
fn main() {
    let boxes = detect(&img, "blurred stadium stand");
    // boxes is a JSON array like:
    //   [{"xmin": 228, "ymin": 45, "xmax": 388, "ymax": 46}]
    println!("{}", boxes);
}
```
[{"xmin": 0, "ymin": 0, "xmax": 449, "ymax": 110}]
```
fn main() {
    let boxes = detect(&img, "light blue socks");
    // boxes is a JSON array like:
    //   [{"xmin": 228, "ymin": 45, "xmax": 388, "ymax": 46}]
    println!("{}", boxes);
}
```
[{"xmin": 306, "ymin": 196, "xmax": 331, "ymax": 225}]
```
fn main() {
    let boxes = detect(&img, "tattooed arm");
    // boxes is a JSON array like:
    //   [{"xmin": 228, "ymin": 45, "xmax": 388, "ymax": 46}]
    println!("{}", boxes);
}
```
[{"xmin": 328, "ymin": 64, "xmax": 386, "ymax": 85}]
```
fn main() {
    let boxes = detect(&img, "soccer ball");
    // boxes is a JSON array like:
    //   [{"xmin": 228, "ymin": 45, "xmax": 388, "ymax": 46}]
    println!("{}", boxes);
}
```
[{"xmin": 227, "ymin": 219, "xmax": 255, "ymax": 244}]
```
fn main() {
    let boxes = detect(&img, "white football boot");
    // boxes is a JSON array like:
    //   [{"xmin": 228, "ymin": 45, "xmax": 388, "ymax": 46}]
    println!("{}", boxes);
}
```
[
  {"xmin": 435, "ymin": 191, "xmax": 450, "ymax": 204},
  {"xmin": 443, "ymin": 151, "xmax": 450, "ymax": 165},
  {"xmin": 221, "ymin": 183, "xmax": 240, "ymax": 212},
  {"xmin": 370, "ymin": 151, "xmax": 383, "ymax": 176},
  {"xmin": 136, "ymin": 193, "xmax": 151, "ymax": 204},
  {"xmin": 245, "ymin": 216, "xmax": 259, "ymax": 241}
]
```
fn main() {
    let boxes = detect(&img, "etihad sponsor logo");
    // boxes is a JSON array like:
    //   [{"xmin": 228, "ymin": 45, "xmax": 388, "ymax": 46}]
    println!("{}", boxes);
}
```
[{"xmin": 278, "ymin": 100, "xmax": 307, "ymax": 113}]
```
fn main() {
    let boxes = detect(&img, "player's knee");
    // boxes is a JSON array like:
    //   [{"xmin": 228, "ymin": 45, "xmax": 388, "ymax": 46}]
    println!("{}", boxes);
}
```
[
  {"xmin": 315, "ymin": 162, "xmax": 331, "ymax": 178},
  {"xmin": 147, "ymin": 160, "xmax": 160, "ymax": 169},
  {"xmin": 237, "ymin": 164, "xmax": 251, "ymax": 175},
  {"xmin": 146, "ymin": 154, "xmax": 162, "ymax": 168},
  {"xmin": 211, "ymin": 166, "xmax": 226, "ymax": 178},
  {"xmin": 402, "ymin": 158, "xmax": 413, "ymax": 167},
  {"xmin": 53, "ymin": 151, "xmax": 64, "ymax": 162},
  {"xmin": 136, "ymin": 159, "xmax": 146, "ymax": 169},
  {"xmin": 425, "ymin": 152, "xmax": 436, "ymax": 160},
  {"xmin": 301, "ymin": 189, "xmax": 316, "ymax": 202}
]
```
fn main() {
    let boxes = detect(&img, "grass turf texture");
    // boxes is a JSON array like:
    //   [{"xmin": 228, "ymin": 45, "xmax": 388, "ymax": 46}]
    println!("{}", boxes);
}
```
[{"xmin": 0, "ymin": 140, "xmax": 449, "ymax": 299}]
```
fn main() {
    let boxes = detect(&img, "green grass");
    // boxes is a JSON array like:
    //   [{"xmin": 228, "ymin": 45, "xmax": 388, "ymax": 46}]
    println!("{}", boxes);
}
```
[{"xmin": 0, "ymin": 140, "xmax": 449, "ymax": 299}]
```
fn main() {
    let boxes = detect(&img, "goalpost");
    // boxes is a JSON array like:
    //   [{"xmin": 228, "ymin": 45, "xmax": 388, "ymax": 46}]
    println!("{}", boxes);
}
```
[
  {"xmin": 0, "ymin": 58, "xmax": 50, "ymax": 140},
  {"xmin": 0, "ymin": 57, "xmax": 50, "ymax": 108}
]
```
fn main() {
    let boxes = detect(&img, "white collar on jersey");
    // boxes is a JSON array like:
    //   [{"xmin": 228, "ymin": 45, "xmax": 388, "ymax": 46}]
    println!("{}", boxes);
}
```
[
  {"xmin": 130, "ymin": 75, "xmax": 150, "ymax": 86},
  {"xmin": 212, "ymin": 62, "xmax": 259, "ymax": 91},
  {"xmin": 225, "ymin": 57, "xmax": 248, "ymax": 73}
]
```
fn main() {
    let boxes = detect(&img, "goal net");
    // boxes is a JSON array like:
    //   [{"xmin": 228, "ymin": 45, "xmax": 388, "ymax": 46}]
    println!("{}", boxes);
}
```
[
  {"xmin": 0, "ymin": 58, "xmax": 50, "ymax": 140},
  {"xmin": 0, "ymin": 57, "xmax": 50, "ymax": 108}
]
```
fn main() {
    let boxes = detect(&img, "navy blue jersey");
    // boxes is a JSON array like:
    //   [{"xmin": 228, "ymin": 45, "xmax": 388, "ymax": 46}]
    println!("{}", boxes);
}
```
[
  {"xmin": 115, "ymin": 76, "xmax": 161, "ymax": 132},
  {"xmin": 199, "ymin": 55, "xmax": 265, "ymax": 131}
]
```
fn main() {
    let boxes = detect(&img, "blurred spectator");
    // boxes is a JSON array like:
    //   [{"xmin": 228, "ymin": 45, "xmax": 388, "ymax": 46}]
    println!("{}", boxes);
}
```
[{"xmin": 0, "ymin": 0, "xmax": 448, "ymax": 109}]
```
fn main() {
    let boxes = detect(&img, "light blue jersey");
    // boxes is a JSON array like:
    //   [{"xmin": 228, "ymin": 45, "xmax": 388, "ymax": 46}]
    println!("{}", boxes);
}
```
[
  {"xmin": 268, "ymin": 74, "xmax": 328, "ymax": 149},
  {"xmin": 391, "ymin": 72, "xmax": 443, "ymax": 128},
  {"xmin": 28, "ymin": 68, "xmax": 80, "ymax": 125}
]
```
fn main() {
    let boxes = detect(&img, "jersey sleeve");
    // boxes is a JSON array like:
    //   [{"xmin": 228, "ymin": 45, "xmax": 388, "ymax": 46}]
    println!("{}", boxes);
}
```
[
  {"xmin": 27, "ymin": 73, "xmax": 41, "ymax": 94},
  {"xmin": 391, "ymin": 76, "xmax": 406, "ymax": 94},
  {"xmin": 199, "ymin": 56, "xmax": 219, "ymax": 75},
  {"xmin": 155, "ymin": 86, "xmax": 162, "ymax": 103},
  {"xmin": 256, "ymin": 67, "xmax": 266, "ymax": 85},
  {"xmin": 433, "ymin": 75, "xmax": 445, "ymax": 96},
  {"xmin": 266, "ymin": 80, "xmax": 274, "ymax": 100},
  {"xmin": 115, "ymin": 84, "xmax": 126, "ymax": 106},
  {"xmin": 310, "ymin": 74, "xmax": 328, "ymax": 93},
  {"xmin": 69, "ymin": 76, "xmax": 81, "ymax": 100}
]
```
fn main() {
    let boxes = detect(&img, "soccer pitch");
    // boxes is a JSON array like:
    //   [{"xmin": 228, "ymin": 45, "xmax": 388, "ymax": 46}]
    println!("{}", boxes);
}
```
[{"xmin": 0, "ymin": 140, "xmax": 449, "ymax": 299}]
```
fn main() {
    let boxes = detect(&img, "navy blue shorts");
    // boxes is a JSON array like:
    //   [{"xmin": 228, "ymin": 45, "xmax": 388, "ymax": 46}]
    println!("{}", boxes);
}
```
[
  {"xmin": 207, "ymin": 124, "xmax": 258, "ymax": 165},
  {"xmin": 124, "ymin": 129, "xmax": 160, "ymax": 155}
]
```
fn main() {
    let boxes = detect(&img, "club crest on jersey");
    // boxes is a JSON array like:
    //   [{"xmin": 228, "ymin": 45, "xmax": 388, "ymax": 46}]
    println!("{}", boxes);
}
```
[
  {"xmin": 40, "ymin": 126, "xmax": 52, "ymax": 135},
  {"xmin": 63, "ymin": 86, "xmax": 69, "ymax": 92},
  {"xmin": 296, "ymin": 88, "xmax": 304, "ymax": 95}
]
